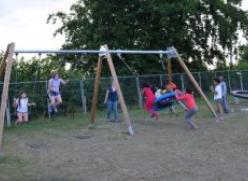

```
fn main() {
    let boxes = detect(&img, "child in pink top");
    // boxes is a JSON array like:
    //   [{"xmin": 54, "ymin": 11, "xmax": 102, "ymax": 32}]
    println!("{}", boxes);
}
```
[
  {"xmin": 142, "ymin": 83, "xmax": 159, "ymax": 120},
  {"xmin": 176, "ymin": 88, "xmax": 199, "ymax": 130}
]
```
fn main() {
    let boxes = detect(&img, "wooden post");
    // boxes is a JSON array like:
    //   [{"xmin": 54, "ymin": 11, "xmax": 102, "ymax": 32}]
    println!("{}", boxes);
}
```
[
  {"xmin": 167, "ymin": 58, "xmax": 172, "ymax": 83},
  {"xmin": 90, "ymin": 57, "xmax": 103, "ymax": 124},
  {"xmin": 0, "ymin": 43, "xmax": 15, "ymax": 151},
  {"xmin": 5, "ymin": 99, "xmax": 11, "ymax": 128},
  {"xmin": 174, "ymin": 49, "xmax": 217, "ymax": 118},
  {"xmin": 104, "ymin": 45, "xmax": 134, "ymax": 135}
]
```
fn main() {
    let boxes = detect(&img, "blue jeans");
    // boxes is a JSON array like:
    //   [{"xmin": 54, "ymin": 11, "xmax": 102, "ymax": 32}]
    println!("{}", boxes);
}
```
[
  {"xmin": 184, "ymin": 108, "xmax": 197, "ymax": 128},
  {"xmin": 221, "ymin": 94, "xmax": 230, "ymax": 113},
  {"xmin": 107, "ymin": 100, "xmax": 118, "ymax": 121}
]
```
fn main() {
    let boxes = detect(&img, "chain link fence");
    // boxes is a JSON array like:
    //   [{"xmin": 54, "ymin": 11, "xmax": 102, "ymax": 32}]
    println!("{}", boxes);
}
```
[{"xmin": 2, "ymin": 70, "xmax": 248, "ymax": 125}]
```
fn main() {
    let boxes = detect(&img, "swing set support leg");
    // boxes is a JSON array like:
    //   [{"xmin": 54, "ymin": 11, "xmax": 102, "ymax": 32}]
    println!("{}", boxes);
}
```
[
  {"xmin": 89, "ymin": 45, "xmax": 134, "ymax": 135},
  {"xmin": 173, "ymin": 48, "xmax": 217, "ymax": 118},
  {"xmin": 89, "ymin": 57, "xmax": 103, "ymax": 125},
  {"xmin": 0, "ymin": 43, "xmax": 15, "ymax": 151}
]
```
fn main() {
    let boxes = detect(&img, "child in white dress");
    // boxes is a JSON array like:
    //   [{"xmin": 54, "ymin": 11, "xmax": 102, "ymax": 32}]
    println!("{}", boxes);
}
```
[{"xmin": 13, "ymin": 91, "xmax": 36, "ymax": 124}]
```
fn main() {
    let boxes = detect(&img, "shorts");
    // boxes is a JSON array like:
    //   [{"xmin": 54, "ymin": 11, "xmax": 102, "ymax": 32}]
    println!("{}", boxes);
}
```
[
  {"xmin": 49, "ymin": 91, "xmax": 60, "ymax": 97},
  {"xmin": 214, "ymin": 99, "xmax": 222, "ymax": 103}
]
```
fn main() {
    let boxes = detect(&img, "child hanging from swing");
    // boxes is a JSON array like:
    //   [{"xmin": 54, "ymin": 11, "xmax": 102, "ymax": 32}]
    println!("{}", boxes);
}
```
[
  {"xmin": 13, "ymin": 91, "xmax": 36, "ymax": 125},
  {"xmin": 142, "ymin": 83, "xmax": 160, "ymax": 120},
  {"xmin": 176, "ymin": 88, "xmax": 199, "ymax": 130},
  {"xmin": 48, "ymin": 70, "xmax": 69, "ymax": 113}
]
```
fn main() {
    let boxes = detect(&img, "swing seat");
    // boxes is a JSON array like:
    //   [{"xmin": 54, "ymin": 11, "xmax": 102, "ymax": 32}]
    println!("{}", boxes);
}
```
[
  {"xmin": 231, "ymin": 90, "xmax": 248, "ymax": 99},
  {"xmin": 153, "ymin": 92, "xmax": 176, "ymax": 111}
]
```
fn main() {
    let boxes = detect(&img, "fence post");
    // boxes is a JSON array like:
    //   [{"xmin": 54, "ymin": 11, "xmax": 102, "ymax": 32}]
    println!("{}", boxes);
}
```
[
  {"xmin": 136, "ymin": 76, "xmax": 143, "ymax": 109},
  {"xmin": 80, "ymin": 79, "xmax": 87, "ymax": 113},
  {"xmin": 5, "ymin": 99, "xmax": 11, "ymax": 127},
  {"xmin": 180, "ymin": 74, "xmax": 185, "ymax": 91},
  {"xmin": 198, "ymin": 72, "xmax": 202, "ymax": 88},
  {"xmin": 159, "ymin": 74, "xmax": 163, "ymax": 86},
  {"xmin": 240, "ymin": 71, "xmax": 244, "ymax": 90},
  {"xmin": 227, "ymin": 70, "xmax": 231, "ymax": 91},
  {"xmin": 45, "ymin": 80, "xmax": 51, "ymax": 119}
]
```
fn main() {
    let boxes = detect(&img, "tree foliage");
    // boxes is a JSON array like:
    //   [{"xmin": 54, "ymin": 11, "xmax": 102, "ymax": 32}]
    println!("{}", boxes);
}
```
[
  {"xmin": 47, "ymin": 0, "xmax": 248, "ymax": 74},
  {"xmin": 235, "ymin": 45, "xmax": 248, "ymax": 69}
]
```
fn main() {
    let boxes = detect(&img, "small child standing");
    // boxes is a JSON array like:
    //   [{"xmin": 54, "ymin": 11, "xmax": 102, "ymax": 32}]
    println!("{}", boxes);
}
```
[
  {"xmin": 213, "ymin": 78, "xmax": 224, "ymax": 122},
  {"xmin": 13, "ymin": 91, "xmax": 36, "ymax": 124},
  {"xmin": 142, "ymin": 83, "xmax": 159, "ymax": 120},
  {"xmin": 104, "ymin": 80, "xmax": 118, "ymax": 122},
  {"xmin": 176, "ymin": 88, "xmax": 199, "ymax": 130}
]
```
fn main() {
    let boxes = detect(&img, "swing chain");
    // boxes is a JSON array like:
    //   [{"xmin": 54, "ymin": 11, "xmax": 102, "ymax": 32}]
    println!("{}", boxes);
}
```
[
  {"xmin": 117, "ymin": 49, "xmax": 138, "ymax": 76},
  {"xmin": 159, "ymin": 50, "xmax": 166, "ymax": 71}
]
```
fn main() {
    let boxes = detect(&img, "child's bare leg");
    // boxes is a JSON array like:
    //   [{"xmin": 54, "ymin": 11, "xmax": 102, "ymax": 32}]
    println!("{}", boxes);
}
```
[
  {"xmin": 23, "ymin": 113, "xmax": 29, "ymax": 123},
  {"xmin": 16, "ymin": 113, "xmax": 22, "ymax": 124},
  {"xmin": 49, "ymin": 97, "xmax": 56, "ymax": 106},
  {"xmin": 55, "ymin": 95, "xmax": 62, "ymax": 106},
  {"xmin": 218, "ymin": 103, "xmax": 224, "ymax": 121},
  {"xmin": 148, "ymin": 110, "xmax": 159, "ymax": 120}
]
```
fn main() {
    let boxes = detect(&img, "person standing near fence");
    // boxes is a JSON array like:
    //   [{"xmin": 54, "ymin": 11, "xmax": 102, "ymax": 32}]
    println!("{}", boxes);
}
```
[
  {"xmin": 219, "ymin": 75, "xmax": 230, "ymax": 113},
  {"xmin": 212, "ymin": 78, "xmax": 224, "ymax": 122},
  {"xmin": 104, "ymin": 80, "xmax": 119, "ymax": 122}
]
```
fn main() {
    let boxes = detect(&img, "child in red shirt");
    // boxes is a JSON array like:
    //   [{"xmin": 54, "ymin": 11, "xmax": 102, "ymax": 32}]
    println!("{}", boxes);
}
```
[
  {"xmin": 176, "ymin": 88, "xmax": 199, "ymax": 130},
  {"xmin": 142, "ymin": 83, "xmax": 159, "ymax": 120}
]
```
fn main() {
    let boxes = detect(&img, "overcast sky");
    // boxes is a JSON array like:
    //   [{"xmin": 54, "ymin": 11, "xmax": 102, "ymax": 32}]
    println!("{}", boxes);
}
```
[
  {"xmin": 0, "ymin": 0, "xmax": 248, "ymax": 52},
  {"xmin": 0, "ymin": 0, "xmax": 74, "ymax": 52}
]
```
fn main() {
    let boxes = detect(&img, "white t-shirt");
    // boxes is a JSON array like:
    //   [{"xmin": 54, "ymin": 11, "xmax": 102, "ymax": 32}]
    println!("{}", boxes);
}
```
[
  {"xmin": 214, "ymin": 84, "xmax": 222, "ymax": 100},
  {"xmin": 16, "ymin": 98, "xmax": 29, "ymax": 113},
  {"xmin": 155, "ymin": 89, "xmax": 162, "ymax": 98},
  {"xmin": 49, "ymin": 78, "xmax": 61, "ymax": 93}
]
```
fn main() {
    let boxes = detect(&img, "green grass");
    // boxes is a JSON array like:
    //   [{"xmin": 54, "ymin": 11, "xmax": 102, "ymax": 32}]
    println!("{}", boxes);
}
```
[{"xmin": 1, "ymin": 98, "xmax": 248, "ymax": 181}]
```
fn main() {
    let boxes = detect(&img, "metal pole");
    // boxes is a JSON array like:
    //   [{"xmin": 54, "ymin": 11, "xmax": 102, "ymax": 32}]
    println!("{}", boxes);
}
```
[
  {"xmin": 198, "ymin": 72, "xmax": 202, "ymax": 88},
  {"xmin": 240, "ymin": 72, "xmax": 244, "ymax": 90},
  {"xmin": 15, "ymin": 49, "xmax": 173, "ymax": 55},
  {"xmin": 180, "ymin": 74, "xmax": 185, "ymax": 91},
  {"xmin": 159, "ymin": 74, "xmax": 163, "ymax": 86},
  {"xmin": 45, "ymin": 80, "xmax": 51, "ymax": 119},
  {"xmin": 136, "ymin": 76, "xmax": 143, "ymax": 109},
  {"xmin": 227, "ymin": 70, "xmax": 231, "ymax": 91},
  {"xmin": 5, "ymin": 99, "xmax": 11, "ymax": 128},
  {"xmin": 79, "ymin": 79, "xmax": 86, "ymax": 114}
]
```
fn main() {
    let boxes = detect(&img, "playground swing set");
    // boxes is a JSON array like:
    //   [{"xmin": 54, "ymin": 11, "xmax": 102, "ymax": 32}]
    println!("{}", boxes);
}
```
[{"xmin": 0, "ymin": 42, "xmax": 219, "ymax": 151}]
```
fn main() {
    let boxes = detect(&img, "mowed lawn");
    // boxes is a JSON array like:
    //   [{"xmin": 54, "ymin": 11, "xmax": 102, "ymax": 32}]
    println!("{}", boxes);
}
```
[{"xmin": 0, "ymin": 101, "xmax": 248, "ymax": 181}]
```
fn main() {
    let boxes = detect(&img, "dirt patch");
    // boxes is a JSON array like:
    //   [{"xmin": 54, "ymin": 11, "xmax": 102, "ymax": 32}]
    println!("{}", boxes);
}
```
[{"xmin": 1, "ymin": 107, "xmax": 248, "ymax": 181}]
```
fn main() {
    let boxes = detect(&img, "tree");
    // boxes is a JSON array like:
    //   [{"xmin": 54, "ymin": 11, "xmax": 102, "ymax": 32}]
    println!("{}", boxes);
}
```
[
  {"xmin": 46, "ymin": 1, "xmax": 248, "ymax": 74},
  {"xmin": 235, "ymin": 45, "xmax": 248, "ymax": 69}
]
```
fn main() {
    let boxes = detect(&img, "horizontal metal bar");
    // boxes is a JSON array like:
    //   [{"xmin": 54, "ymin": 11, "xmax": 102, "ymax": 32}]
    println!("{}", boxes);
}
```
[{"xmin": 14, "ymin": 49, "xmax": 173, "ymax": 55}]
